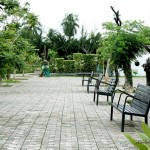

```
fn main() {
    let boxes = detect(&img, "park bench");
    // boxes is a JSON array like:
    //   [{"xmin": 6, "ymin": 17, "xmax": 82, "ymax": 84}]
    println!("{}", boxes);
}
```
[
  {"xmin": 81, "ymin": 71, "xmax": 94, "ymax": 86},
  {"xmin": 87, "ymin": 73, "xmax": 103, "ymax": 93},
  {"xmin": 110, "ymin": 84, "xmax": 150, "ymax": 132},
  {"xmin": 94, "ymin": 77, "xmax": 119, "ymax": 105}
]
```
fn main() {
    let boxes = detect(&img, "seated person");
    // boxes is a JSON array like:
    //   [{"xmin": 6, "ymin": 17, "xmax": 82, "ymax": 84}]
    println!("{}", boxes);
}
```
[{"xmin": 42, "ymin": 60, "xmax": 50, "ymax": 77}]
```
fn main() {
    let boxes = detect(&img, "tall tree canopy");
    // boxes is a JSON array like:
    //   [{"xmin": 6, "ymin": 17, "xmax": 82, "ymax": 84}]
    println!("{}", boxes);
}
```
[
  {"xmin": 99, "ymin": 20, "xmax": 150, "ymax": 91},
  {"xmin": 0, "ymin": 0, "xmax": 41, "ymax": 81},
  {"xmin": 61, "ymin": 13, "xmax": 79, "ymax": 40}
]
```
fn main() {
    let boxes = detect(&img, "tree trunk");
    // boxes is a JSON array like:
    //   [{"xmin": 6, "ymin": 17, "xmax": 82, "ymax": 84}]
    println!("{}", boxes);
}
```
[
  {"xmin": 0, "ymin": 76, "xmax": 2, "ymax": 87},
  {"xmin": 114, "ymin": 65, "xmax": 119, "ymax": 79},
  {"xmin": 104, "ymin": 58, "xmax": 110, "ymax": 82},
  {"xmin": 22, "ymin": 70, "xmax": 25, "ymax": 77},
  {"xmin": 123, "ymin": 62, "xmax": 134, "ymax": 92},
  {"xmin": 103, "ymin": 60, "xmax": 105, "ymax": 75},
  {"xmin": 13, "ymin": 70, "xmax": 16, "ymax": 79},
  {"xmin": 142, "ymin": 57, "xmax": 150, "ymax": 86},
  {"xmin": 6, "ymin": 74, "xmax": 11, "ymax": 80},
  {"xmin": 146, "ymin": 71, "xmax": 150, "ymax": 86}
]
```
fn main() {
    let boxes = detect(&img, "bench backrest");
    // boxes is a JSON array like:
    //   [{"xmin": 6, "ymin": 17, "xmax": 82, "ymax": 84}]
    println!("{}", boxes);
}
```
[
  {"xmin": 131, "ymin": 84, "xmax": 150, "ymax": 115},
  {"xmin": 107, "ymin": 77, "xmax": 119, "ymax": 93},
  {"xmin": 88, "ymin": 71, "xmax": 94, "ymax": 83},
  {"xmin": 95, "ymin": 74, "xmax": 104, "ymax": 89}
]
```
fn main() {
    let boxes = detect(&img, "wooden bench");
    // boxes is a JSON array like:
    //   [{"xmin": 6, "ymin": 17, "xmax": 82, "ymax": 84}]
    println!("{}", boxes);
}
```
[
  {"xmin": 87, "ymin": 73, "xmax": 103, "ymax": 93},
  {"xmin": 110, "ymin": 84, "xmax": 150, "ymax": 132},
  {"xmin": 94, "ymin": 77, "xmax": 119, "ymax": 105}
]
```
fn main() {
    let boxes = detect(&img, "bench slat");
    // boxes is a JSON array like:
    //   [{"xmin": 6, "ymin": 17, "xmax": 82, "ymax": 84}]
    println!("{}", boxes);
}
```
[{"xmin": 112, "ymin": 103, "xmax": 144, "ymax": 115}]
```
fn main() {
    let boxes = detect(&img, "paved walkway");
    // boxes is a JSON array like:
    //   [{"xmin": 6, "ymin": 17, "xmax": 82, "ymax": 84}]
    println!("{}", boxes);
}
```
[{"xmin": 0, "ymin": 75, "xmax": 147, "ymax": 150}]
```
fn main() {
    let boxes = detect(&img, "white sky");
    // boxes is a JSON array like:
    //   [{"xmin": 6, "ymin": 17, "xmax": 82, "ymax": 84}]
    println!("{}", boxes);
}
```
[{"xmin": 20, "ymin": 0, "xmax": 150, "ymax": 34}]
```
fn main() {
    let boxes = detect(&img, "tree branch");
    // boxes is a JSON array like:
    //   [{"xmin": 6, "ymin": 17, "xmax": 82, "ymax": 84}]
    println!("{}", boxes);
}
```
[{"xmin": 110, "ymin": 6, "xmax": 122, "ymax": 26}]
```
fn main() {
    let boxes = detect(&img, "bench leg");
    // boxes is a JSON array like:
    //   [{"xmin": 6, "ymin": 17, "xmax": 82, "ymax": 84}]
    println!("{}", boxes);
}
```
[
  {"xmin": 96, "ymin": 94, "xmax": 99, "ymax": 105},
  {"xmin": 145, "ymin": 116, "xmax": 148, "ymax": 124},
  {"xmin": 121, "ymin": 113, "xmax": 125, "ymax": 132},
  {"xmin": 110, "ymin": 106, "xmax": 113, "ymax": 121},
  {"xmin": 82, "ymin": 75, "xmax": 85, "ymax": 85},
  {"xmin": 93, "ymin": 91, "xmax": 96, "ymax": 102},
  {"xmin": 130, "ymin": 115, "xmax": 133, "ymax": 121},
  {"xmin": 107, "ymin": 96, "xmax": 109, "ymax": 102},
  {"xmin": 87, "ymin": 84, "xmax": 89, "ymax": 93}
]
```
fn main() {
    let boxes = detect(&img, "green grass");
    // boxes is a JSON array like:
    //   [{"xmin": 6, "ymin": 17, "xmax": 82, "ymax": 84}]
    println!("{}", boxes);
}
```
[{"xmin": 2, "ymin": 79, "xmax": 21, "ymax": 83}]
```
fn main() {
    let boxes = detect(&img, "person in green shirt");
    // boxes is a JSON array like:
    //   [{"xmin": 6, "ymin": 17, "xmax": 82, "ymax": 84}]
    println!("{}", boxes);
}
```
[{"xmin": 41, "ymin": 60, "xmax": 50, "ymax": 77}]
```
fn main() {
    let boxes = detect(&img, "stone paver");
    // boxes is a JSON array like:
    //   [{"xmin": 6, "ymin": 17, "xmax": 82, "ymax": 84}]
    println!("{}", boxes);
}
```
[{"xmin": 0, "ymin": 75, "xmax": 147, "ymax": 150}]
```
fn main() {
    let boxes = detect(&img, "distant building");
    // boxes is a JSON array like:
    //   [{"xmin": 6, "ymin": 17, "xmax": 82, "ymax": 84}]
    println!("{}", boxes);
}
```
[{"xmin": 119, "ymin": 51, "xmax": 150, "ymax": 76}]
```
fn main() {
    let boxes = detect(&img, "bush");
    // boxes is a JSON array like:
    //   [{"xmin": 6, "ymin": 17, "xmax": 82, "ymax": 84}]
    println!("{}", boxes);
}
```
[
  {"xmin": 73, "ymin": 53, "xmax": 83, "ymax": 72},
  {"xmin": 64, "ymin": 60, "xmax": 75, "ymax": 73},
  {"xmin": 82, "ymin": 54, "xmax": 97, "ymax": 72},
  {"xmin": 55, "ymin": 58, "xmax": 64, "ymax": 73}
]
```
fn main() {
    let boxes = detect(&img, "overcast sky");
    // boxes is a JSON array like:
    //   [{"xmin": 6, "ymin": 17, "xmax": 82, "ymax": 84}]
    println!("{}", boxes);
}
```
[{"xmin": 20, "ymin": 0, "xmax": 150, "ymax": 34}]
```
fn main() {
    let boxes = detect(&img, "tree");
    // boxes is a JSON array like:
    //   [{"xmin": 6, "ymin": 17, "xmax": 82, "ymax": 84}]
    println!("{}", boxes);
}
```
[
  {"xmin": 0, "ymin": 0, "xmax": 41, "ymax": 82},
  {"xmin": 46, "ymin": 28, "xmax": 67, "ymax": 58},
  {"xmin": 100, "ymin": 20, "xmax": 150, "ymax": 92},
  {"xmin": 60, "ymin": 13, "xmax": 80, "ymax": 58},
  {"xmin": 79, "ymin": 26, "xmax": 102, "ymax": 54},
  {"xmin": 61, "ymin": 13, "xmax": 79, "ymax": 41}
]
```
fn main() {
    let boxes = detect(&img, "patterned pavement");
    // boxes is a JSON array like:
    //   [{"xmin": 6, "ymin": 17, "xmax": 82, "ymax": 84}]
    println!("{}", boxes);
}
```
[{"xmin": 0, "ymin": 75, "xmax": 147, "ymax": 150}]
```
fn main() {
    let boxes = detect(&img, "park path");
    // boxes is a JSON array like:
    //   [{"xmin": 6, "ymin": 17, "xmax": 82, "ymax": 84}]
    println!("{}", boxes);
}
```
[{"xmin": 0, "ymin": 75, "xmax": 146, "ymax": 150}]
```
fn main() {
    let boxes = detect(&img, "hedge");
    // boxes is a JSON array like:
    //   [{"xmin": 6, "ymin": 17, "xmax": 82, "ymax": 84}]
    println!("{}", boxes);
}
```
[
  {"xmin": 82, "ymin": 54, "xmax": 97, "ymax": 72},
  {"xmin": 55, "ymin": 58, "xmax": 64, "ymax": 73},
  {"xmin": 64, "ymin": 60, "xmax": 75, "ymax": 73},
  {"xmin": 73, "ymin": 53, "xmax": 83, "ymax": 72}
]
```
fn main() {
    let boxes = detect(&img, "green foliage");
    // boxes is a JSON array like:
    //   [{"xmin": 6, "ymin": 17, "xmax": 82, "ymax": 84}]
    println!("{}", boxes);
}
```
[
  {"xmin": 46, "ymin": 29, "xmax": 67, "ymax": 58},
  {"xmin": 48, "ymin": 49, "xmax": 58, "ymax": 61},
  {"xmin": 45, "ymin": 24, "xmax": 102, "ymax": 58},
  {"xmin": 73, "ymin": 53, "xmax": 83, "ymax": 72},
  {"xmin": 99, "ymin": 20, "xmax": 150, "ymax": 90},
  {"xmin": 20, "ymin": 26, "xmax": 43, "ymax": 50},
  {"xmin": 61, "ymin": 13, "xmax": 79, "ymax": 40},
  {"xmin": 82, "ymin": 54, "xmax": 97, "ymax": 72},
  {"xmin": 55, "ymin": 58, "xmax": 64, "ymax": 73},
  {"xmin": 0, "ymin": 0, "xmax": 41, "ymax": 79},
  {"xmin": 100, "ymin": 20, "xmax": 150, "ymax": 67},
  {"xmin": 64, "ymin": 60, "xmax": 75, "ymax": 73},
  {"xmin": 2, "ymin": 79, "xmax": 20, "ymax": 83},
  {"xmin": 48, "ymin": 49, "xmax": 58, "ymax": 72},
  {"xmin": 79, "ymin": 29, "xmax": 102, "ymax": 54},
  {"xmin": 125, "ymin": 122, "xmax": 150, "ymax": 150},
  {"xmin": 96, "ymin": 49, "xmax": 104, "ymax": 66}
]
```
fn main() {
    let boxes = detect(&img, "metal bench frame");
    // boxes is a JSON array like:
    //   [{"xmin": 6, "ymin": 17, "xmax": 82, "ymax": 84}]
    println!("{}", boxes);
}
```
[
  {"xmin": 87, "ymin": 73, "xmax": 103, "ymax": 93},
  {"xmin": 94, "ymin": 77, "xmax": 119, "ymax": 105},
  {"xmin": 110, "ymin": 84, "xmax": 150, "ymax": 132},
  {"xmin": 81, "ymin": 71, "xmax": 94, "ymax": 86}
]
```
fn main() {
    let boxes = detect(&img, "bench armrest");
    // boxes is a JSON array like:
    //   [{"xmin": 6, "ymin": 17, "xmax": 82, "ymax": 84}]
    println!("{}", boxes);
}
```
[
  {"xmin": 115, "ymin": 89, "xmax": 135, "ymax": 99},
  {"xmin": 100, "ymin": 81, "xmax": 112, "ymax": 86},
  {"xmin": 92, "ymin": 77, "xmax": 98, "ymax": 80},
  {"xmin": 113, "ymin": 89, "xmax": 140, "ymax": 109}
]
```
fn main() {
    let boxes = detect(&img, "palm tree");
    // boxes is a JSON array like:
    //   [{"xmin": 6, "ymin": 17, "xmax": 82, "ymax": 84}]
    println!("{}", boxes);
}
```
[{"xmin": 61, "ymin": 13, "xmax": 79, "ymax": 41}]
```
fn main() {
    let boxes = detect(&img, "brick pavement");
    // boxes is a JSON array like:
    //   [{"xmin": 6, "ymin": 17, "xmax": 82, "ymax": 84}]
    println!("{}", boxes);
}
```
[{"xmin": 0, "ymin": 75, "xmax": 147, "ymax": 150}]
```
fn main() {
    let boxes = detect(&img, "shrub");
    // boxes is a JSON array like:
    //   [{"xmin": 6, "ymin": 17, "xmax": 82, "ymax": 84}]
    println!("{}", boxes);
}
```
[
  {"xmin": 82, "ymin": 54, "xmax": 97, "ymax": 72},
  {"xmin": 73, "ymin": 53, "xmax": 83, "ymax": 72},
  {"xmin": 64, "ymin": 60, "xmax": 75, "ymax": 73},
  {"xmin": 55, "ymin": 58, "xmax": 64, "ymax": 73}
]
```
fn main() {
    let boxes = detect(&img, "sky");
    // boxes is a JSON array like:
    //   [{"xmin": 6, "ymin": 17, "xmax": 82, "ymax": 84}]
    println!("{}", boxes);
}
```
[{"xmin": 20, "ymin": 0, "xmax": 150, "ymax": 34}]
